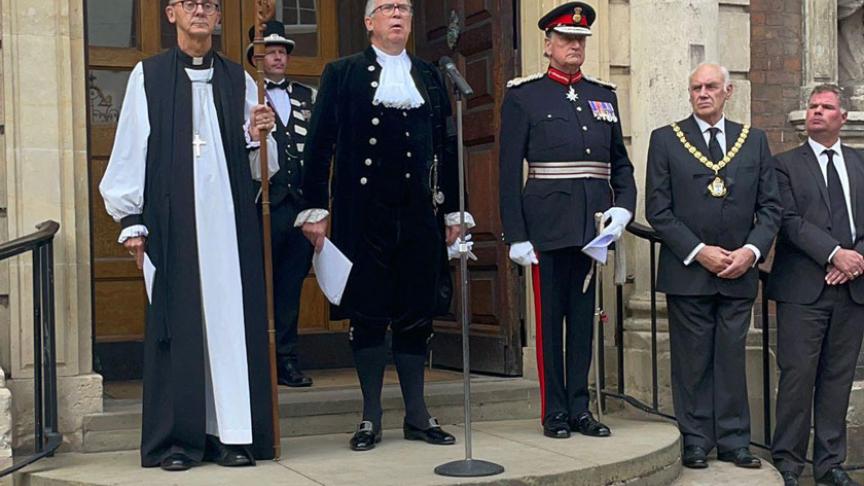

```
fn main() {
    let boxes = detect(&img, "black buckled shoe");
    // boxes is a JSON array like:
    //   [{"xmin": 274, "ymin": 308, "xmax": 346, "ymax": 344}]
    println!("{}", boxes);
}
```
[
  {"xmin": 569, "ymin": 411, "xmax": 611, "ymax": 437},
  {"xmin": 204, "ymin": 435, "xmax": 255, "ymax": 467},
  {"xmin": 160, "ymin": 452, "xmax": 195, "ymax": 472},
  {"xmin": 278, "ymin": 365, "xmax": 313, "ymax": 388},
  {"xmin": 543, "ymin": 412, "xmax": 571, "ymax": 439},
  {"xmin": 681, "ymin": 445, "xmax": 709, "ymax": 469},
  {"xmin": 350, "ymin": 421, "xmax": 382, "ymax": 451},
  {"xmin": 817, "ymin": 468, "xmax": 861, "ymax": 486},
  {"xmin": 781, "ymin": 471, "xmax": 800, "ymax": 486},
  {"xmin": 403, "ymin": 417, "xmax": 456, "ymax": 445},
  {"xmin": 717, "ymin": 447, "xmax": 761, "ymax": 469}
]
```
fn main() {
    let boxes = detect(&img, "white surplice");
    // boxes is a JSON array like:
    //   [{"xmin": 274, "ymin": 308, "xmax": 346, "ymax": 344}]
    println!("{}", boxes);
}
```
[{"xmin": 99, "ymin": 62, "xmax": 270, "ymax": 445}]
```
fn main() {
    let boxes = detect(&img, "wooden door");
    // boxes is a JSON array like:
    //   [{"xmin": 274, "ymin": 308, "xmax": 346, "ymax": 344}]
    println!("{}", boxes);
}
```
[
  {"xmin": 87, "ymin": 0, "xmax": 347, "ymax": 380},
  {"xmin": 415, "ymin": 1, "xmax": 523, "ymax": 375}
]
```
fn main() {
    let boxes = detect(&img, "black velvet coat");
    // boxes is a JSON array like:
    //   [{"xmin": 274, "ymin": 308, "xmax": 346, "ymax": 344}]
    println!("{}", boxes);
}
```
[{"xmin": 301, "ymin": 46, "xmax": 458, "ymax": 322}]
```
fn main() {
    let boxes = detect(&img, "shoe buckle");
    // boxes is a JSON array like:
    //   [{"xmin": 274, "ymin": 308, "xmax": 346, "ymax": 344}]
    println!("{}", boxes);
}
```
[
  {"xmin": 428, "ymin": 417, "xmax": 440, "ymax": 428},
  {"xmin": 358, "ymin": 421, "xmax": 374, "ymax": 433}
]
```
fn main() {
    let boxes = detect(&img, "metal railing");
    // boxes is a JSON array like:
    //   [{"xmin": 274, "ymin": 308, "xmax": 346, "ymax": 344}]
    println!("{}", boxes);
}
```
[
  {"xmin": 598, "ymin": 221, "xmax": 774, "ymax": 450},
  {"xmin": 0, "ymin": 221, "xmax": 62, "ymax": 477}
]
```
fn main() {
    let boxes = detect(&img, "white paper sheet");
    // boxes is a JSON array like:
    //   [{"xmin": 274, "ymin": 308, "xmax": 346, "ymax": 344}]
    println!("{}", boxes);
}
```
[
  {"xmin": 143, "ymin": 253, "xmax": 155, "ymax": 304},
  {"xmin": 581, "ymin": 227, "xmax": 619, "ymax": 264},
  {"xmin": 312, "ymin": 238, "xmax": 353, "ymax": 305}
]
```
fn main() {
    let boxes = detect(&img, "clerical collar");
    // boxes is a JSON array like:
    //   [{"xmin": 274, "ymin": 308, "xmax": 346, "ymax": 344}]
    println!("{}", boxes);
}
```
[
  {"xmin": 177, "ymin": 48, "xmax": 215, "ymax": 70},
  {"xmin": 547, "ymin": 66, "xmax": 583, "ymax": 86}
]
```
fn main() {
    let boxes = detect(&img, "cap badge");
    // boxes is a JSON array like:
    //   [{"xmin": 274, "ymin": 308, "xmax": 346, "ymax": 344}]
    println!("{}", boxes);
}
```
[{"xmin": 573, "ymin": 7, "xmax": 583, "ymax": 23}]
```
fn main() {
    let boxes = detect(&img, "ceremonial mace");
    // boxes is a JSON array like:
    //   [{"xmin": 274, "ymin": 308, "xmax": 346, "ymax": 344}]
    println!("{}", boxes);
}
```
[
  {"xmin": 254, "ymin": 0, "xmax": 282, "ymax": 460},
  {"xmin": 434, "ymin": 56, "xmax": 504, "ymax": 478}
]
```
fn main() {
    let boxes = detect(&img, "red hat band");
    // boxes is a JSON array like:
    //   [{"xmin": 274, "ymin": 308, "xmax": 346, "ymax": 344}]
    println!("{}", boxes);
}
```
[{"xmin": 545, "ymin": 10, "xmax": 589, "ymax": 30}]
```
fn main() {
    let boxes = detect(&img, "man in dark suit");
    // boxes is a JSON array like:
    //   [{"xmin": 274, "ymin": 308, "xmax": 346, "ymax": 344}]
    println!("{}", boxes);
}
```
[
  {"xmin": 298, "ymin": 0, "xmax": 467, "ymax": 451},
  {"xmin": 646, "ymin": 63, "xmax": 782, "ymax": 470},
  {"xmin": 246, "ymin": 20, "xmax": 315, "ymax": 388},
  {"xmin": 499, "ymin": 2, "xmax": 636, "ymax": 440},
  {"xmin": 767, "ymin": 84, "xmax": 864, "ymax": 486}
]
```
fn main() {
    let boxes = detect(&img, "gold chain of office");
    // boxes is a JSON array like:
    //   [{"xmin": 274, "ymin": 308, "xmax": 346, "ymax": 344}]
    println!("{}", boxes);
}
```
[{"xmin": 671, "ymin": 122, "xmax": 751, "ymax": 198}]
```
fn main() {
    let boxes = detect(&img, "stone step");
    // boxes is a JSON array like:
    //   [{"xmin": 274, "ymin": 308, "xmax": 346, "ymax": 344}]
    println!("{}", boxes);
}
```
[
  {"xmin": 81, "ymin": 377, "xmax": 540, "ymax": 454},
  {"xmin": 672, "ymin": 458, "xmax": 783, "ymax": 485},
  {"xmin": 19, "ymin": 417, "xmax": 683, "ymax": 486}
]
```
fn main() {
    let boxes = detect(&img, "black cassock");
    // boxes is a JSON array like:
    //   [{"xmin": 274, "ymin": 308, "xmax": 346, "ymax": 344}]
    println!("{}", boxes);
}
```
[{"xmin": 131, "ymin": 48, "xmax": 274, "ymax": 466}]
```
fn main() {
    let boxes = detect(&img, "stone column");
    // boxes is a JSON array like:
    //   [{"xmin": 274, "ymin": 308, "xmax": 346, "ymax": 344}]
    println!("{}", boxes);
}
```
[
  {"xmin": 789, "ymin": 2, "xmax": 864, "ymax": 148},
  {"xmin": 800, "ymin": 0, "xmax": 838, "ymax": 99},
  {"xmin": 1, "ymin": 0, "xmax": 102, "ymax": 451}
]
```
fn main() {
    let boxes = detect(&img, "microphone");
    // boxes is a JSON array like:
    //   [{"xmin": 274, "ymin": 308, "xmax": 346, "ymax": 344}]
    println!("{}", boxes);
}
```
[{"xmin": 439, "ymin": 56, "xmax": 474, "ymax": 96}]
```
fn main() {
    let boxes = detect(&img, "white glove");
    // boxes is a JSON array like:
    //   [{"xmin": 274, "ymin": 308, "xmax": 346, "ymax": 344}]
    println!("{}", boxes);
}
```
[
  {"xmin": 509, "ymin": 241, "xmax": 539, "ymax": 267},
  {"xmin": 602, "ymin": 207, "xmax": 632, "ymax": 241},
  {"xmin": 447, "ymin": 234, "xmax": 477, "ymax": 261}
]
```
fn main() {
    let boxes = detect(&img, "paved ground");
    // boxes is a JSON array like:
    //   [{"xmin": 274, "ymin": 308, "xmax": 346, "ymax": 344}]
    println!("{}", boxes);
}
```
[
  {"xmin": 20, "ymin": 417, "xmax": 682, "ymax": 486},
  {"xmin": 674, "ymin": 460, "xmax": 783, "ymax": 485}
]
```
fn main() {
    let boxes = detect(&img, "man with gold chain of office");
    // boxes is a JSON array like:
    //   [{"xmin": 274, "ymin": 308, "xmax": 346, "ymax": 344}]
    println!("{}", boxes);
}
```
[
  {"xmin": 499, "ymin": 2, "xmax": 637, "ymax": 440},
  {"xmin": 646, "ymin": 63, "xmax": 781, "ymax": 470}
]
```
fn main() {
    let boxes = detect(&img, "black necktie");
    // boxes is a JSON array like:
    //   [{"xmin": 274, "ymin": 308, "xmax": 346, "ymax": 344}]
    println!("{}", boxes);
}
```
[
  {"xmin": 825, "ymin": 149, "xmax": 854, "ymax": 248},
  {"xmin": 708, "ymin": 127, "xmax": 724, "ymax": 164},
  {"xmin": 266, "ymin": 80, "xmax": 289, "ymax": 91}
]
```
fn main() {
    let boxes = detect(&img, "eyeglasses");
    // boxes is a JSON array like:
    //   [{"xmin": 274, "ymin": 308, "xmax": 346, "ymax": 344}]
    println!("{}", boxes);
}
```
[
  {"xmin": 371, "ymin": 3, "xmax": 414, "ymax": 16},
  {"xmin": 170, "ymin": 0, "xmax": 220, "ymax": 15}
]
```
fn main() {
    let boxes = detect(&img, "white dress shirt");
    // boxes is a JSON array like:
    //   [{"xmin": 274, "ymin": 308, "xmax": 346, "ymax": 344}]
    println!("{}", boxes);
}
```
[
  {"xmin": 683, "ymin": 115, "xmax": 761, "ymax": 266},
  {"xmin": 808, "ymin": 137, "xmax": 857, "ymax": 262},
  {"xmin": 266, "ymin": 78, "xmax": 292, "ymax": 126},
  {"xmin": 694, "ymin": 114, "xmax": 727, "ymax": 155}
]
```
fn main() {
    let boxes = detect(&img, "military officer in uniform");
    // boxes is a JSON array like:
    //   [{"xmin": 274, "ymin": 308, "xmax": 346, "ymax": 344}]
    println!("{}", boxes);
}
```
[
  {"xmin": 298, "ymin": 0, "xmax": 470, "ymax": 451},
  {"xmin": 499, "ymin": 2, "xmax": 637, "ymax": 439},
  {"xmin": 246, "ymin": 20, "xmax": 315, "ymax": 387}
]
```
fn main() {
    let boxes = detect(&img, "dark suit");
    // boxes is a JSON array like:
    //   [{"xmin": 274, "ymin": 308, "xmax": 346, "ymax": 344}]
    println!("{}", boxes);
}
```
[
  {"xmin": 499, "ymin": 73, "xmax": 636, "ymax": 423},
  {"xmin": 259, "ymin": 81, "xmax": 315, "ymax": 372},
  {"xmin": 767, "ymin": 142, "xmax": 864, "ymax": 478},
  {"xmin": 646, "ymin": 115, "xmax": 782, "ymax": 452}
]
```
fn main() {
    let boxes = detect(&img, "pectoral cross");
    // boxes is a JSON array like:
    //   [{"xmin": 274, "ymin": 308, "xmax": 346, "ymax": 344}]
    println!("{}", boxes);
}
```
[{"xmin": 193, "ymin": 133, "xmax": 207, "ymax": 158}]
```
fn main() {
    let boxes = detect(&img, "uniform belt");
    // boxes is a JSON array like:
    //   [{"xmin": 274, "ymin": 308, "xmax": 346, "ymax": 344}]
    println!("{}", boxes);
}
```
[{"xmin": 527, "ymin": 161, "xmax": 611, "ymax": 180}]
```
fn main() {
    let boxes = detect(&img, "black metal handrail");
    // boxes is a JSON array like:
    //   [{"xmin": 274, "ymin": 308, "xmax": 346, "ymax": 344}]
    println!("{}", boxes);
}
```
[
  {"xmin": 0, "ymin": 221, "xmax": 62, "ymax": 477},
  {"xmin": 598, "ymin": 221, "xmax": 775, "ymax": 452}
]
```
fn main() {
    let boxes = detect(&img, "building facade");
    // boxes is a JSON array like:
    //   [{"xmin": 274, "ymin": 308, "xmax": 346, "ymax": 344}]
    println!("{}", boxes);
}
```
[{"xmin": 0, "ymin": 0, "xmax": 852, "ymax": 457}]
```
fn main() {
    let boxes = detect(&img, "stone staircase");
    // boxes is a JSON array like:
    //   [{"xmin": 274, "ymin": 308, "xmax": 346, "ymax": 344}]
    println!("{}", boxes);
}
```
[
  {"xmin": 81, "ymin": 376, "xmax": 540, "ymax": 453},
  {"xmin": 17, "ymin": 415, "xmax": 789, "ymax": 486}
]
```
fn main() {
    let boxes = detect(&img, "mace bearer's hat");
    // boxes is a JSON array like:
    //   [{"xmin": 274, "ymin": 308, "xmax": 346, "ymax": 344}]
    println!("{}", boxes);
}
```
[
  {"xmin": 538, "ymin": 2, "xmax": 596, "ymax": 37},
  {"xmin": 246, "ymin": 20, "xmax": 296, "ymax": 66}
]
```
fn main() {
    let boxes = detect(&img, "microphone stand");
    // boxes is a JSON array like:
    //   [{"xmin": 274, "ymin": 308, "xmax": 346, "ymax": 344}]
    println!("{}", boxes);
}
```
[{"xmin": 434, "ymin": 83, "xmax": 505, "ymax": 479}]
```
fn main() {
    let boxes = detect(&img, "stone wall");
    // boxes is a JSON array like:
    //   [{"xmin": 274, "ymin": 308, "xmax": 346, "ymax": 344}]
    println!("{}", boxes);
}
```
[
  {"xmin": 1, "ymin": 0, "xmax": 101, "ymax": 451},
  {"xmin": 750, "ymin": 0, "xmax": 804, "ymax": 154}
]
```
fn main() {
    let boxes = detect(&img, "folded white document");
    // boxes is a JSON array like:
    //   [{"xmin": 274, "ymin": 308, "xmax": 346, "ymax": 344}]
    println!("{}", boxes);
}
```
[
  {"xmin": 581, "ymin": 227, "xmax": 619, "ymax": 264},
  {"xmin": 312, "ymin": 238, "xmax": 353, "ymax": 305},
  {"xmin": 143, "ymin": 253, "xmax": 155, "ymax": 304}
]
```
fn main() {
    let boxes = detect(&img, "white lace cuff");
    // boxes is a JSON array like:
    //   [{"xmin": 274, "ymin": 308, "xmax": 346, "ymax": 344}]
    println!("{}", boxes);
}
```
[
  {"xmin": 244, "ymin": 120, "xmax": 276, "ymax": 149},
  {"xmin": 445, "ymin": 212, "xmax": 476, "ymax": 229},
  {"xmin": 294, "ymin": 209, "xmax": 330, "ymax": 227},
  {"xmin": 118, "ymin": 225, "xmax": 148, "ymax": 244}
]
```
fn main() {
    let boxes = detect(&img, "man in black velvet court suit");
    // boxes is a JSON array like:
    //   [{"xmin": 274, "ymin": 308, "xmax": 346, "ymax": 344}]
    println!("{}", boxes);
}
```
[
  {"xmin": 499, "ymin": 2, "xmax": 637, "ymax": 440},
  {"xmin": 646, "ymin": 63, "xmax": 781, "ymax": 470},
  {"xmin": 768, "ymin": 85, "xmax": 864, "ymax": 486},
  {"xmin": 246, "ymin": 20, "xmax": 315, "ymax": 388},
  {"xmin": 298, "ymin": 0, "xmax": 471, "ymax": 451}
]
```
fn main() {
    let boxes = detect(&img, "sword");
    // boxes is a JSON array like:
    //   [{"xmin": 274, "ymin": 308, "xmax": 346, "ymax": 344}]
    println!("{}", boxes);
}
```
[{"xmin": 592, "ymin": 212, "xmax": 606, "ymax": 419}]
